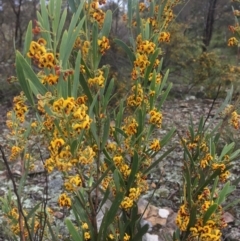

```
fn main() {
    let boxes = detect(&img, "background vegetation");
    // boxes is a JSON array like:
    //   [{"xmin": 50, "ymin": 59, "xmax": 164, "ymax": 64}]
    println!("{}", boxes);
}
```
[{"xmin": 1, "ymin": 0, "xmax": 240, "ymax": 100}]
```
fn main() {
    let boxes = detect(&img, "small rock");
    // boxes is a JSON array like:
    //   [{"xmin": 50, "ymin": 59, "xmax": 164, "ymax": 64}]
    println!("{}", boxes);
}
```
[
  {"xmin": 223, "ymin": 212, "xmax": 235, "ymax": 224},
  {"xmin": 143, "ymin": 233, "xmax": 159, "ymax": 241},
  {"xmin": 54, "ymin": 211, "xmax": 64, "ymax": 219},
  {"xmin": 158, "ymin": 209, "xmax": 170, "ymax": 219}
]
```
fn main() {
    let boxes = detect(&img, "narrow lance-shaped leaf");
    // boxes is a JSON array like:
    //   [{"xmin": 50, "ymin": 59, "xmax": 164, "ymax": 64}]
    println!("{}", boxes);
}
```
[
  {"xmin": 101, "ymin": 118, "xmax": 110, "ymax": 150},
  {"xmin": 16, "ymin": 53, "xmax": 34, "ymax": 106},
  {"xmin": 72, "ymin": 51, "xmax": 81, "ymax": 98},
  {"xmin": 114, "ymin": 39, "xmax": 135, "ymax": 64},
  {"xmin": 52, "ymin": 0, "xmax": 62, "ymax": 34},
  {"xmin": 17, "ymin": 51, "xmax": 48, "ymax": 96},
  {"xmin": 23, "ymin": 21, "xmax": 32, "ymax": 56},
  {"xmin": 101, "ymin": 10, "xmax": 112, "ymax": 37},
  {"xmin": 127, "ymin": 151, "xmax": 139, "ymax": 190},
  {"xmin": 65, "ymin": 219, "xmax": 83, "ymax": 241},
  {"xmin": 203, "ymin": 204, "xmax": 218, "ymax": 225}
]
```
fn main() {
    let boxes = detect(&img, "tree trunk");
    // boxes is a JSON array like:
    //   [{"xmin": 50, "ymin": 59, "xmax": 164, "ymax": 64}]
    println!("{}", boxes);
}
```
[{"xmin": 202, "ymin": 0, "xmax": 218, "ymax": 52}]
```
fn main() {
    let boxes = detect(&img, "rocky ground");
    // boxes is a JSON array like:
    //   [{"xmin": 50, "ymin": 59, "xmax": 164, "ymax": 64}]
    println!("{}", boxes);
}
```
[{"xmin": 0, "ymin": 93, "xmax": 240, "ymax": 240}]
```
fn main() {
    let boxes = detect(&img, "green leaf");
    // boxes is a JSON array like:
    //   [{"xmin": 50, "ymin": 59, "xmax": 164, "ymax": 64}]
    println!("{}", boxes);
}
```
[
  {"xmin": 16, "ymin": 53, "xmax": 34, "ymax": 106},
  {"xmin": 70, "ymin": 140, "xmax": 78, "ymax": 155},
  {"xmin": 115, "ymin": 100, "xmax": 124, "ymax": 128},
  {"xmin": 223, "ymin": 198, "xmax": 240, "ymax": 210},
  {"xmin": 72, "ymin": 51, "xmax": 81, "ymax": 98},
  {"xmin": 216, "ymin": 182, "xmax": 235, "ymax": 205},
  {"xmin": 92, "ymin": 22, "xmax": 100, "ymax": 70},
  {"xmin": 187, "ymin": 204, "xmax": 197, "ymax": 230},
  {"xmin": 98, "ymin": 191, "xmax": 124, "ymax": 241},
  {"xmin": 68, "ymin": 0, "xmax": 77, "ymax": 12},
  {"xmin": 114, "ymin": 39, "xmax": 135, "ymax": 64},
  {"xmin": 40, "ymin": 0, "xmax": 51, "ymax": 49},
  {"xmin": 16, "ymin": 51, "xmax": 48, "ymax": 96},
  {"xmin": 90, "ymin": 121, "xmax": 99, "ymax": 146},
  {"xmin": 23, "ymin": 21, "xmax": 33, "ymax": 55},
  {"xmin": 127, "ymin": 0, "xmax": 133, "ymax": 28},
  {"xmin": 219, "ymin": 143, "xmax": 235, "ymax": 160},
  {"xmin": 144, "ymin": 49, "xmax": 160, "ymax": 86},
  {"xmin": 65, "ymin": 219, "xmax": 82, "ymax": 241},
  {"xmin": 103, "ymin": 78, "xmax": 114, "ymax": 111},
  {"xmin": 143, "ymin": 146, "xmax": 175, "ymax": 175},
  {"xmin": 89, "ymin": 92, "xmax": 99, "ymax": 118},
  {"xmin": 17, "ymin": 171, "xmax": 28, "ymax": 197},
  {"xmin": 26, "ymin": 202, "xmax": 42, "ymax": 221},
  {"xmin": 101, "ymin": 10, "xmax": 112, "ymax": 37},
  {"xmin": 230, "ymin": 149, "xmax": 240, "ymax": 160},
  {"xmin": 160, "ymin": 127, "xmax": 176, "ymax": 147},
  {"xmin": 59, "ymin": 30, "xmax": 68, "ymax": 64},
  {"xmin": 210, "ymin": 176, "xmax": 219, "ymax": 201},
  {"xmin": 127, "ymin": 151, "xmax": 139, "ymax": 190},
  {"xmin": 63, "ymin": 16, "xmax": 86, "ymax": 66},
  {"xmin": 203, "ymin": 203, "xmax": 218, "ymax": 224},
  {"xmin": 52, "ymin": 0, "xmax": 62, "ymax": 34},
  {"xmin": 56, "ymin": 8, "xmax": 67, "ymax": 46},
  {"xmin": 101, "ymin": 118, "xmax": 110, "ymax": 150},
  {"xmin": 185, "ymin": 162, "xmax": 192, "ymax": 207},
  {"xmin": 46, "ymin": 219, "xmax": 58, "ymax": 241},
  {"xmin": 131, "ymin": 224, "xmax": 149, "ymax": 241},
  {"xmin": 157, "ymin": 82, "xmax": 172, "ymax": 110},
  {"xmin": 79, "ymin": 72, "xmax": 93, "ymax": 103}
]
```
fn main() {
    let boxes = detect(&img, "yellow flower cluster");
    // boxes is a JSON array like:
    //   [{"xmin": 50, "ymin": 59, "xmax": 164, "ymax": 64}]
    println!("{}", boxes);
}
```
[
  {"xmin": 82, "ymin": 223, "xmax": 91, "ymax": 240},
  {"xmin": 58, "ymin": 193, "xmax": 72, "ymax": 207},
  {"xmin": 12, "ymin": 94, "xmax": 28, "ymax": 123},
  {"xmin": 38, "ymin": 95, "xmax": 92, "ymax": 172},
  {"xmin": 162, "ymin": 5, "xmax": 174, "ymax": 28},
  {"xmin": 200, "ymin": 153, "xmax": 213, "ymax": 169},
  {"xmin": 184, "ymin": 135, "xmax": 231, "ymax": 183},
  {"xmin": 228, "ymin": 37, "xmax": 238, "ymax": 46},
  {"xmin": 74, "ymin": 37, "xmax": 90, "ymax": 60},
  {"xmin": 212, "ymin": 161, "xmax": 230, "ymax": 182},
  {"xmin": 98, "ymin": 36, "xmax": 110, "ymax": 54},
  {"xmin": 78, "ymin": 146, "xmax": 96, "ymax": 165},
  {"xmin": 87, "ymin": 1, "xmax": 105, "ymax": 28},
  {"xmin": 88, "ymin": 69, "xmax": 105, "ymax": 88},
  {"xmin": 158, "ymin": 32, "xmax": 171, "ymax": 42},
  {"xmin": 120, "ymin": 188, "xmax": 141, "ymax": 210},
  {"xmin": 122, "ymin": 116, "xmax": 138, "ymax": 136},
  {"xmin": 113, "ymin": 155, "xmax": 131, "ymax": 179},
  {"xmin": 148, "ymin": 108, "xmax": 162, "ymax": 128},
  {"xmin": 234, "ymin": 9, "xmax": 240, "ymax": 16},
  {"xmin": 176, "ymin": 188, "xmax": 226, "ymax": 240},
  {"xmin": 10, "ymin": 146, "xmax": 22, "ymax": 161},
  {"xmin": 64, "ymin": 174, "xmax": 82, "ymax": 191},
  {"xmin": 176, "ymin": 204, "xmax": 189, "ymax": 231},
  {"xmin": 127, "ymin": 83, "xmax": 144, "ymax": 107},
  {"xmin": 148, "ymin": 72, "xmax": 162, "ymax": 84},
  {"xmin": 230, "ymin": 111, "xmax": 240, "ymax": 129},
  {"xmin": 5, "ymin": 206, "xmax": 46, "ymax": 238},
  {"xmin": 139, "ymin": 2, "xmax": 145, "ymax": 12},
  {"xmin": 149, "ymin": 139, "xmax": 161, "ymax": 151},
  {"xmin": 27, "ymin": 38, "xmax": 56, "ymax": 69},
  {"xmin": 136, "ymin": 35, "xmax": 156, "ymax": 55},
  {"xmin": 131, "ymin": 34, "xmax": 156, "ymax": 80},
  {"xmin": 41, "ymin": 73, "xmax": 59, "ymax": 85}
]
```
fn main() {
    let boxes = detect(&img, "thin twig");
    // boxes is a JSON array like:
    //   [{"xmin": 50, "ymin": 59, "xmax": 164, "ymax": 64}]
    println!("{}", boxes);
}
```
[
  {"xmin": 202, "ymin": 83, "xmax": 221, "ymax": 130},
  {"xmin": 37, "ymin": 146, "xmax": 48, "ymax": 241},
  {"xmin": 0, "ymin": 145, "xmax": 33, "ymax": 241}
]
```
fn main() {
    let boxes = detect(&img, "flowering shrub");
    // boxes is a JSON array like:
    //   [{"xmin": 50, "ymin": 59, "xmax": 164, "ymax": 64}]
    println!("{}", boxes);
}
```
[
  {"xmin": 1, "ymin": 0, "xmax": 240, "ymax": 241},
  {"xmin": 173, "ymin": 114, "xmax": 240, "ymax": 240},
  {"xmin": 1, "ymin": 0, "xmax": 178, "ymax": 240}
]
